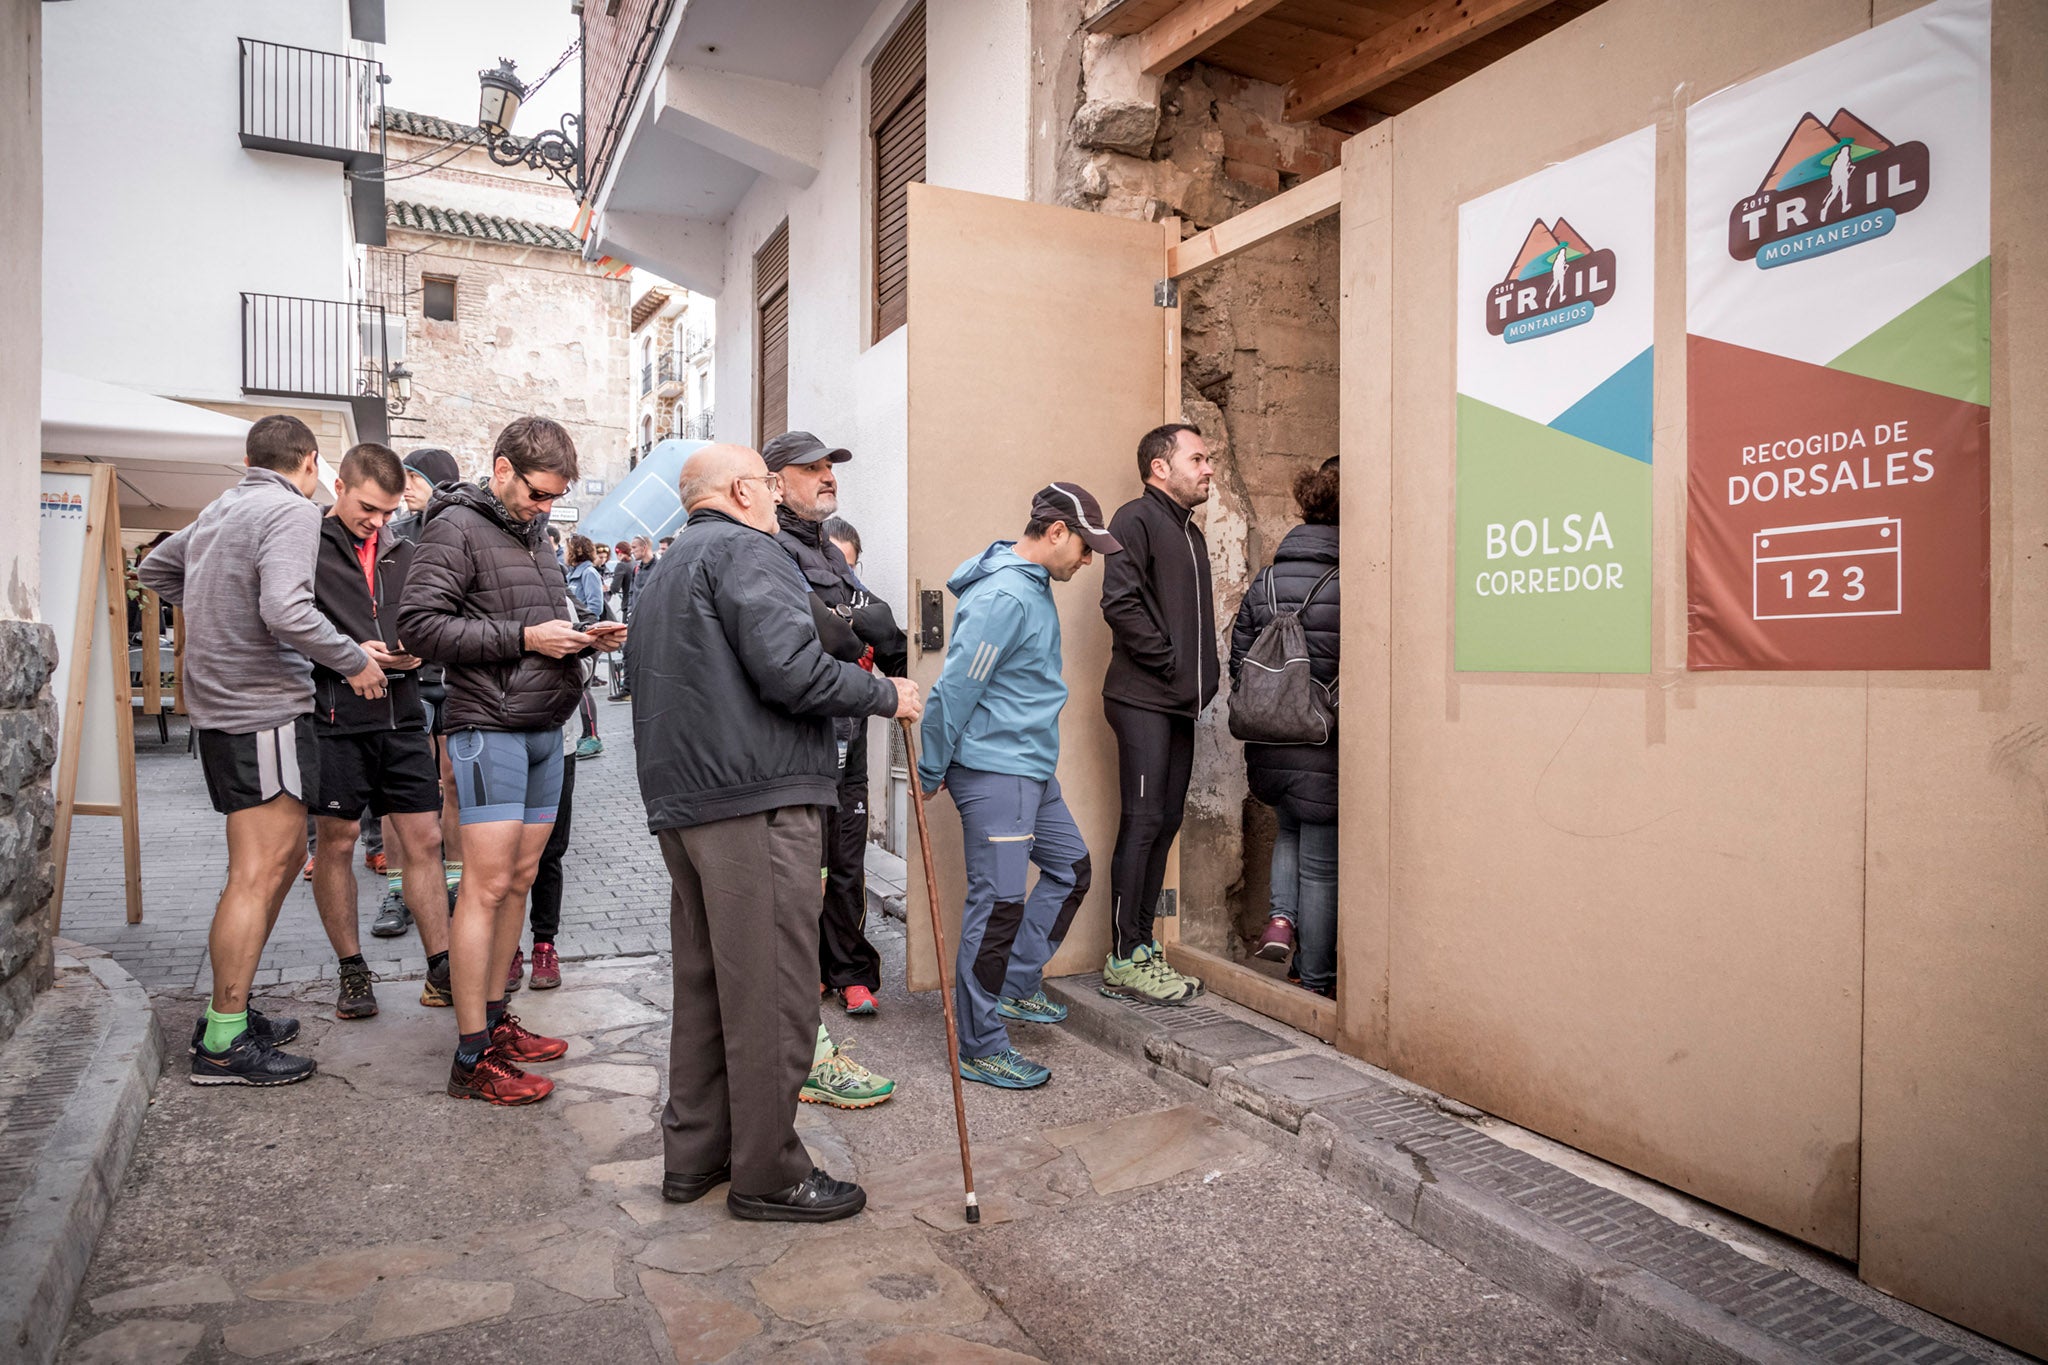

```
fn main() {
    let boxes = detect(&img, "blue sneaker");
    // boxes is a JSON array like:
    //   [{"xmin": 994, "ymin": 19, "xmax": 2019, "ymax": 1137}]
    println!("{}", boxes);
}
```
[
  {"xmin": 959, "ymin": 1047, "xmax": 1051, "ymax": 1090},
  {"xmin": 996, "ymin": 990, "xmax": 1068, "ymax": 1024}
]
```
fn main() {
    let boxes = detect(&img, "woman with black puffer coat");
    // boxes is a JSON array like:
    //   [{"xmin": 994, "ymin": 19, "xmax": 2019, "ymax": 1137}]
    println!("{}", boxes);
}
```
[{"xmin": 1228, "ymin": 456, "xmax": 1341, "ymax": 998}]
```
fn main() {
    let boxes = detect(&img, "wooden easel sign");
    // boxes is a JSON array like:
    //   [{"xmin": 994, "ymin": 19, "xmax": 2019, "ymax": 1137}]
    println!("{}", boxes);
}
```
[{"xmin": 39, "ymin": 461, "xmax": 143, "ymax": 928}]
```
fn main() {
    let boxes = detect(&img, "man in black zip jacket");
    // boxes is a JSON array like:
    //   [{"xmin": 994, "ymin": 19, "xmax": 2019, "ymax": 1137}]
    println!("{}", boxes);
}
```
[
  {"xmin": 631, "ymin": 442, "xmax": 921, "ymax": 1223},
  {"xmin": 763, "ymin": 430, "xmax": 909, "ymax": 1020},
  {"xmin": 1098, "ymin": 422, "xmax": 1219, "ymax": 1003},
  {"xmin": 307, "ymin": 445, "xmax": 451, "ymax": 1022}
]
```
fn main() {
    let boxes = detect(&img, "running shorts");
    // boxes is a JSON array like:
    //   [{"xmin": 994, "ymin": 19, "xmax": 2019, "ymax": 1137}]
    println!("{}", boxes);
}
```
[
  {"xmin": 196, "ymin": 716, "xmax": 321, "ymax": 816},
  {"xmin": 446, "ymin": 728, "xmax": 564, "ymax": 826}
]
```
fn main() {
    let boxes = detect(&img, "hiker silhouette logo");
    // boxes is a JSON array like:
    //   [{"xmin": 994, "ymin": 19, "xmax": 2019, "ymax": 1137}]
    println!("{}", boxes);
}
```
[
  {"xmin": 1484, "ymin": 218, "xmax": 1618, "ymax": 343},
  {"xmin": 1727, "ymin": 108, "xmax": 1930, "ymax": 268}
]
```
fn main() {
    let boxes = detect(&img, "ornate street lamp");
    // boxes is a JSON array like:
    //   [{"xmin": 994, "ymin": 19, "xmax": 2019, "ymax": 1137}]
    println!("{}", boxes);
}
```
[
  {"xmin": 386, "ymin": 364, "xmax": 413, "ymax": 416},
  {"xmin": 477, "ymin": 57, "xmax": 584, "ymax": 196}
]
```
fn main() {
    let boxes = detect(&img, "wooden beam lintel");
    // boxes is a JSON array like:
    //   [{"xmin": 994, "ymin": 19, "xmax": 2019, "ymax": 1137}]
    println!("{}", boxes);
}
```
[
  {"xmin": 1167, "ymin": 166, "xmax": 1342, "ymax": 279},
  {"xmin": 1282, "ymin": 0, "xmax": 1554, "ymax": 123},
  {"xmin": 1139, "ymin": 0, "xmax": 1291, "ymax": 76}
]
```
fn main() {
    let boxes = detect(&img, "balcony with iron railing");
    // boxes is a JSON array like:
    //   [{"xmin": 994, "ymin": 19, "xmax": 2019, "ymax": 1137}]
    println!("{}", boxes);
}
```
[
  {"xmin": 682, "ymin": 325, "xmax": 712, "ymax": 359},
  {"xmin": 655, "ymin": 349, "xmax": 683, "ymax": 396},
  {"xmin": 680, "ymin": 409, "xmax": 713, "ymax": 440},
  {"xmin": 238, "ymin": 37, "xmax": 386, "ymax": 246},
  {"xmin": 240, "ymin": 293, "xmax": 394, "ymax": 445}
]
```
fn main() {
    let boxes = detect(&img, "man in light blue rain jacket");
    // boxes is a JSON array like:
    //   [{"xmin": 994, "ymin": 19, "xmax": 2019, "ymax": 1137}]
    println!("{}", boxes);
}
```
[{"xmin": 919, "ymin": 484, "xmax": 1123, "ymax": 1090}]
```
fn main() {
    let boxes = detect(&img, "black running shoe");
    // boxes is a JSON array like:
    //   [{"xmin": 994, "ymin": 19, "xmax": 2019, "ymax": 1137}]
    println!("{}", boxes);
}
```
[
  {"xmin": 727, "ymin": 1168, "xmax": 866, "ymax": 1223},
  {"xmin": 187, "ymin": 1005, "xmax": 300, "ymax": 1056},
  {"xmin": 336, "ymin": 959, "xmax": 379, "ymax": 1020},
  {"xmin": 370, "ymin": 888, "xmax": 412, "ymax": 938},
  {"xmin": 190, "ymin": 1030, "xmax": 317, "ymax": 1087}
]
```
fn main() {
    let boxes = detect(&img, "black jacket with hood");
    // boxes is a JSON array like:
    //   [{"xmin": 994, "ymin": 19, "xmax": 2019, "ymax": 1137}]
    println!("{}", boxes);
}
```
[
  {"xmin": 629, "ymin": 508, "xmax": 898, "ymax": 832},
  {"xmin": 395, "ymin": 479, "xmax": 586, "ymax": 734},
  {"xmin": 1100, "ymin": 483, "xmax": 1219, "ymax": 717},
  {"xmin": 1228, "ymin": 522, "xmax": 1341, "ymax": 824},
  {"xmin": 310, "ymin": 514, "xmax": 424, "ymax": 734}
]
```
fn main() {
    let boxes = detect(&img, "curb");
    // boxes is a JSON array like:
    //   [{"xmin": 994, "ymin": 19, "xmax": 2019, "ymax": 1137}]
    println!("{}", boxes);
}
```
[
  {"xmin": 0, "ymin": 944, "xmax": 165, "ymax": 1365},
  {"xmin": 1043, "ymin": 972, "xmax": 1994, "ymax": 1365}
]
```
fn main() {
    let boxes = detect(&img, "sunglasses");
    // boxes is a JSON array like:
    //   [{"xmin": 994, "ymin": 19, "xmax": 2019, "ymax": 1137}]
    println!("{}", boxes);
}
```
[{"xmin": 515, "ymin": 470, "xmax": 569, "ymax": 503}]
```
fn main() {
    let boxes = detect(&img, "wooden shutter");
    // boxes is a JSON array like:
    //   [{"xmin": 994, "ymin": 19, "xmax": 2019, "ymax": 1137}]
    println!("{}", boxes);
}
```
[
  {"xmin": 871, "ymin": 3, "xmax": 926, "ymax": 340},
  {"xmin": 755, "ymin": 221, "xmax": 790, "ymax": 445}
]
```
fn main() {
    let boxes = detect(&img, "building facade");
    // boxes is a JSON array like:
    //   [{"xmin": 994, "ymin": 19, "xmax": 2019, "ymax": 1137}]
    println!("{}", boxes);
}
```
[
  {"xmin": 42, "ymin": 0, "xmax": 393, "ymax": 529},
  {"xmin": 377, "ymin": 109, "xmax": 634, "ymax": 499},
  {"xmin": 628, "ymin": 278, "xmax": 716, "ymax": 462}
]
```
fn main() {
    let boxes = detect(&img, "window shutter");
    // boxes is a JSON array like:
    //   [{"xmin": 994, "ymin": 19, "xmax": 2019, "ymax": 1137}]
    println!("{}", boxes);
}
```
[
  {"xmin": 871, "ymin": 3, "xmax": 925, "ymax": 341},
  {"xmin": 755, "ymin": 221, "xmax": 790, "ymax": 445}
]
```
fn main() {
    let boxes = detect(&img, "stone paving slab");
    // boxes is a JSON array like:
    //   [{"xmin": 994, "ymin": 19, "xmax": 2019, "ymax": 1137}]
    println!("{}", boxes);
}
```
[
  {"xmin": 0, "ymin": 945, "xmax": 163, "ymax": 1365},
  {"xmin": 1043, "ymin": 972, "xmax": 2025, "ymax": 1365}
]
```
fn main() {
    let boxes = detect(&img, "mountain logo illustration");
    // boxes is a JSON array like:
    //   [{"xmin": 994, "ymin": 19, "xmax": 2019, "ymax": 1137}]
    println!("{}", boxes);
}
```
[
  {"xmin": 1486, "ymin": 216, "xmax": 1617, "ymax": 343},
  {"xmin": 1728, "ymin": 107, "xmax": 1929, "ymax": 268}
]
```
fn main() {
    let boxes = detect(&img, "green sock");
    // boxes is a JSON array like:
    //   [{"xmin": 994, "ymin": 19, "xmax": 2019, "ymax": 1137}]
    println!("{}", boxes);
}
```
[
  {"xmin": 813, "ymin": 1024, "xmax": 833, "ymax": 1067},
  {"xmin": 202, "ymin": 1005, "xmax": 248, "ymax": 1053},
  {"xmin": 387, "ymin": 872, "xmax": 403, "ymax": 894}
]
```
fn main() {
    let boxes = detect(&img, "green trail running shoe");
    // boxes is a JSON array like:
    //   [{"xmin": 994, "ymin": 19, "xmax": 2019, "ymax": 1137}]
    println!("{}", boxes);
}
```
[
  {"xmin": 802, "ymin": 1039, "xmax": 896, "ymax": 1109},
  {"xmin": 1150, "ymin": 940, "xmax": 1203, "ymax": 997},
  {"xmin": 959, "ymin": 1047, "xmax": 1051, "ymax": 1090},
  {"xmin": 996, "ymin": 990, "xmax": 1068, "ymax": 1024},
  {"xmin": 1100, "ymin": 943, "xmax": 1197, "ymax": 1005}
]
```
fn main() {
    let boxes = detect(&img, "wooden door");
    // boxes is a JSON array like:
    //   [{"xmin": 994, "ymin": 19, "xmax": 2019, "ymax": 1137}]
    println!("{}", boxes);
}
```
[{"xmin": 903, "ymin": 184, "xmax": 1174, "ymax": 991}]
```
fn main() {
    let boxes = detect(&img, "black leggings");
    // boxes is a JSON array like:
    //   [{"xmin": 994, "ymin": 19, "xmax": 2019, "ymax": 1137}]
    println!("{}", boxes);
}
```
[
  {"xmin": 1105, "ymin": 699, "xmax": 1195, "ymax": 958},
  {"xmin": 528, "ymin": 750, "xmax": 576, "ymax": 943},
  {"xmin": 819, "ymin": 733, "xmax": 881, "ymax": 991}
]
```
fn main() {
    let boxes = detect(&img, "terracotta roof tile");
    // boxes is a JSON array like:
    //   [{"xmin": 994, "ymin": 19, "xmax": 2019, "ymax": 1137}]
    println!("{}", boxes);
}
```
[{"xmin": 386, "ymin": 199, "xmax": 583, "ymax": 253}]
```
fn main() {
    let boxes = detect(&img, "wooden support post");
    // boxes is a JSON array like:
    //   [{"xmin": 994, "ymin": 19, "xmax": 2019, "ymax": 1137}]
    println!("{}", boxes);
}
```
[
  {"xmin": 1139, "ymin": 0, "xmax": 1290, "ymax": 76},
  {"xmin": 1166, "ymin": 167, "xmax": 1341, "ymax": 279},
  {"xmin": 1283, "ymin": 0, "xmax": 1553, "ymax": 123}
]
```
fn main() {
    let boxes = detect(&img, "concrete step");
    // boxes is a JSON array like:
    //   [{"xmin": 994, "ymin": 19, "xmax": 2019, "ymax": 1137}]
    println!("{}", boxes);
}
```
[
  {"xmin": 0, "ymin": 942, "xmax": 164, "ymax": 1365},
  {"xmin": 1043, "ymin": 971, "xmax": 2012, "ymax": 1365}
]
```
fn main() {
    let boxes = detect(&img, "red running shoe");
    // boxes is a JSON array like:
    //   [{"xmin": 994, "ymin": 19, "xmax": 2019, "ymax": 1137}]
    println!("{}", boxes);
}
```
[
  {"xmin": 528, "ymin": 942, "xmax": 561, "ymax": 990},
  {"xmin": 491, "ymin": 1012, "xmax": 567, "ymax": 1064},
  {"xmin": 302, "ymin": 857, "xmax": 315, "ymax": 881},
  {"xmin": 505, "ymin": 948, "xmax": 525, "ymax": 993},
  {"xmin": 1255, "ymin": 916, "xmax": 1294, "ymax": 962},
  {"xmin": 364, "ymin": 851, "xmax": 388, "ymax": 874},
  {"xmin": 841, "ymin": 985, "xmax": 878, "ymax": 1015},
  {"xmin": 447, "ymin": 1049, "xmax": 553, "ymax": 1106}
]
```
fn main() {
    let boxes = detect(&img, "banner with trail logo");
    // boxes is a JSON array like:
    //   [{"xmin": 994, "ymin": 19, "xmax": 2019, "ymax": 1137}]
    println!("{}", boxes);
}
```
[
  {"xmin": 1455, "ymin": 125, "xmax": 1655, "ymax": 672},
  {"xmin": 1685, "ymin": 0, "xmax": 1990, "ymax": 670}
]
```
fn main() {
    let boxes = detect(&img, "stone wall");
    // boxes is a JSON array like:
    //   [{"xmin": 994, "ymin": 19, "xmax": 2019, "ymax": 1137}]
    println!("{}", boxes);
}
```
[
  {"xmin": 391, "ymin": 230, "xmax": 634, "ymax": 489},
  {"xmin": 0, "ymin": 624, "xmax": 59, "ymax": 1048},
  {"xmin": 1042, "ymin": 9, "xmax": 1348, "ymax": 952}
]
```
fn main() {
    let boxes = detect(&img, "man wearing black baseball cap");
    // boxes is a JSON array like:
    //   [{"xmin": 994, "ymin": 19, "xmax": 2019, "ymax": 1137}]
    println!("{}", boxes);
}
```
[
  {"xmin": 762, "ymin": 430, "xmax": 911, "ymax": 1104},
  {"xmin": 916, "ymin": 482, "xmax": 1118, "ymax": 1091}
]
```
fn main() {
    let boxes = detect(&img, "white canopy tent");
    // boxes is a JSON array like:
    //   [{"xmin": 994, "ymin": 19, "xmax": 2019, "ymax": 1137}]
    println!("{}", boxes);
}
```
[{"xmin": 40, "ymin": 369, "xmax": 338, "ymax": 530}]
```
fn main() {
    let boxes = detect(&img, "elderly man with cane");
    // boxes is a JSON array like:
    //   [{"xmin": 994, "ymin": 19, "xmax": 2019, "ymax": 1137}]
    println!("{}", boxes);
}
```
[{"xmin": 631, "ymin": 443, "xmax": 923, "ymax": 1223}]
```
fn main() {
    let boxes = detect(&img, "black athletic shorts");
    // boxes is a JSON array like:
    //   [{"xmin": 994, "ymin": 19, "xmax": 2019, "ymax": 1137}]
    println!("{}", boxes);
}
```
[
  {"xmin": 196, "ymin": 717, "xmax": 322, "ymax": 816},
  {"xmin": 313, "ymin": 729, "xmax": 444, "ymax": 821}
]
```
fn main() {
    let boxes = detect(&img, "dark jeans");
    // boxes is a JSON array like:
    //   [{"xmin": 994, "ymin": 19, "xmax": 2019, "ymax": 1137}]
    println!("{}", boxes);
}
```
[
  {"xmin": 659, "ymin": 805, "xmax": 824, "ymax": 1196},
  {"xmin": 1105, "ymin": 699, "xmax": 1194, "ymax": 958},
  {"xmin": 1271, "ymin": 810, "xmax": 1337, "ymax": 993},
  {"xmin": 819, "ymin": 726, "xmax": 881, "ymax": 991},
  {"xmin": 528, "ymin": 752, "xmax": 577, "ymax": 942}
]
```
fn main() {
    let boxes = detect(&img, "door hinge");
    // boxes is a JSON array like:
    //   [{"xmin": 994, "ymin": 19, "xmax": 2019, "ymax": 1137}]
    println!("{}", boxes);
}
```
[
  {"xmin": 1155, "ymin": 888, "xmax": 1177, "ymax": 918},
  {"xmin": 1154, "ymin": 278, "xmax": 1179, "ymax": 308}
]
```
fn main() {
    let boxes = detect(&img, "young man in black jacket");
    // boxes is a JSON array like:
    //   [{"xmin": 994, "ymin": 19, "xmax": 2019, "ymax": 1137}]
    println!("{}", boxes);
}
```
[
  {"xmin": 763, "ymin": 430, "xmax": 910, "ymax": 1024},
  {"xmin": 307, "ymin": 445, "xmax": 451, "ymax": 1021},
  {"xmin": 399, "ymin": 418, "xmax": 626, "ymax": 1107},
  {"xmin": 1098, "ymin": 422, "xmax": 1218, "ymax": 1004},
  {"xmin": 630, "ymin": 443, "xmax": 920, "ymax": 1223}
]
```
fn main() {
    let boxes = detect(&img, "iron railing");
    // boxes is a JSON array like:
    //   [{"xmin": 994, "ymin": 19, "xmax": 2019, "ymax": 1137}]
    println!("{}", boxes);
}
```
[
  {"xmin": 240, "ymin": 293, "xmax": 392, "ymax": 444},
  {"xmin": 682, "ymin": 325, "xmax": 712, "ymax": 358},
  {"xmin": 681, "ymin": 409, "xmax": 713, "ymax": 440},
  {"xmin": 238, "ymin": 38, "xmax": 386, "ymax": 246},
  {"xmin": 655, "ymin": 348, "xmax": 682, "ymax": 392}
]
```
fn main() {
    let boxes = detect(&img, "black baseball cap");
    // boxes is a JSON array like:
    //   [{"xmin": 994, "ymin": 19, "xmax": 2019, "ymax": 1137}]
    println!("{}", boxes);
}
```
[
  {"xmin": 761, "ymin": 430, "xmax": 851, "ymax": 472},
  {"xmin": 1031, "ymin": 482, "xmax": 1122, "ymax": 554},
  {"xmin": 403, "ymin": 448, "xmax": 460, "ymax": 488}
]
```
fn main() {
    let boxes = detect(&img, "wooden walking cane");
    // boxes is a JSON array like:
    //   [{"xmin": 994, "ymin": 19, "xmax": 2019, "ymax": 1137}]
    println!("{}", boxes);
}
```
[{"xmin": 899, "ymin": 717, "xmax": 980, "ymax": 1224}]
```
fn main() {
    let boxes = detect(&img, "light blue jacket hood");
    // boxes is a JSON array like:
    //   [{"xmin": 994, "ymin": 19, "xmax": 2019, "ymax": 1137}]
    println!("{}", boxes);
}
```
[{"xmin": 917, "ymin": 542, "xmax": 1066, "ymax": 788}]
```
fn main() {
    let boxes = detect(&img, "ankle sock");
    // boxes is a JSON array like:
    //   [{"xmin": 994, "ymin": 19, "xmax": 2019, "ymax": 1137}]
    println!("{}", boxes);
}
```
[
  {"xmin": 455, "ymin": 1029, "xmax": 489, "ymax": 1068},
  {"xmin": 202, "ymin": 1005, "xmax": 248, "ymax": 1054},
  {"xmin": 532, "ymin": 935, "xmax": 554, "ymax": 948},
  {"xmin": 427, "ymin": 951, "xmax": 449, "ymax": 974},
  {"xmin": 486, "ymin": 998, "xmax": 506, "ymax": 1031},
  {"xmin": 338, "ymin": 953, "xmax": 365, "ymax": 970},
  {"xmin": 813, "ymin": 1024, "xmax": 834, "ymax": 1067},
  {"xmin": 387, "ymin": 872, "xmax": 403, "ymax": 894}
]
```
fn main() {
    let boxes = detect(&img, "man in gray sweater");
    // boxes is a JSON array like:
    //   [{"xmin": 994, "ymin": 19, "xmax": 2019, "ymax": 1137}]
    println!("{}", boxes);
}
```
[{"xmin": 141, "ymin": 415, "xmax": 388, "ymax": 1087}]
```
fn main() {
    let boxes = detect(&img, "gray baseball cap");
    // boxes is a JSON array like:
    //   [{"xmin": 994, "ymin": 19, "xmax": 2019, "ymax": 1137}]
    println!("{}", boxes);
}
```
[{"xmin": 761, "ymin": 430, "xmax": 851, "ymax": 472}]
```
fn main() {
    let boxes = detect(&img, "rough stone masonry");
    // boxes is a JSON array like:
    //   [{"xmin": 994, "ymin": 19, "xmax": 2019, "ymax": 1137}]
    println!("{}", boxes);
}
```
[{"xmin": 0, "ymin": 622, "xmax": 60, "ymax": 1048}]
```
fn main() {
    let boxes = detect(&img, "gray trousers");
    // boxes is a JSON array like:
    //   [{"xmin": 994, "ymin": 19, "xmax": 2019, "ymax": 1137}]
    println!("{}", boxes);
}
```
[{"xmin": 658, "ymin": 805, "xmax": 824, "ymax": 1196}]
